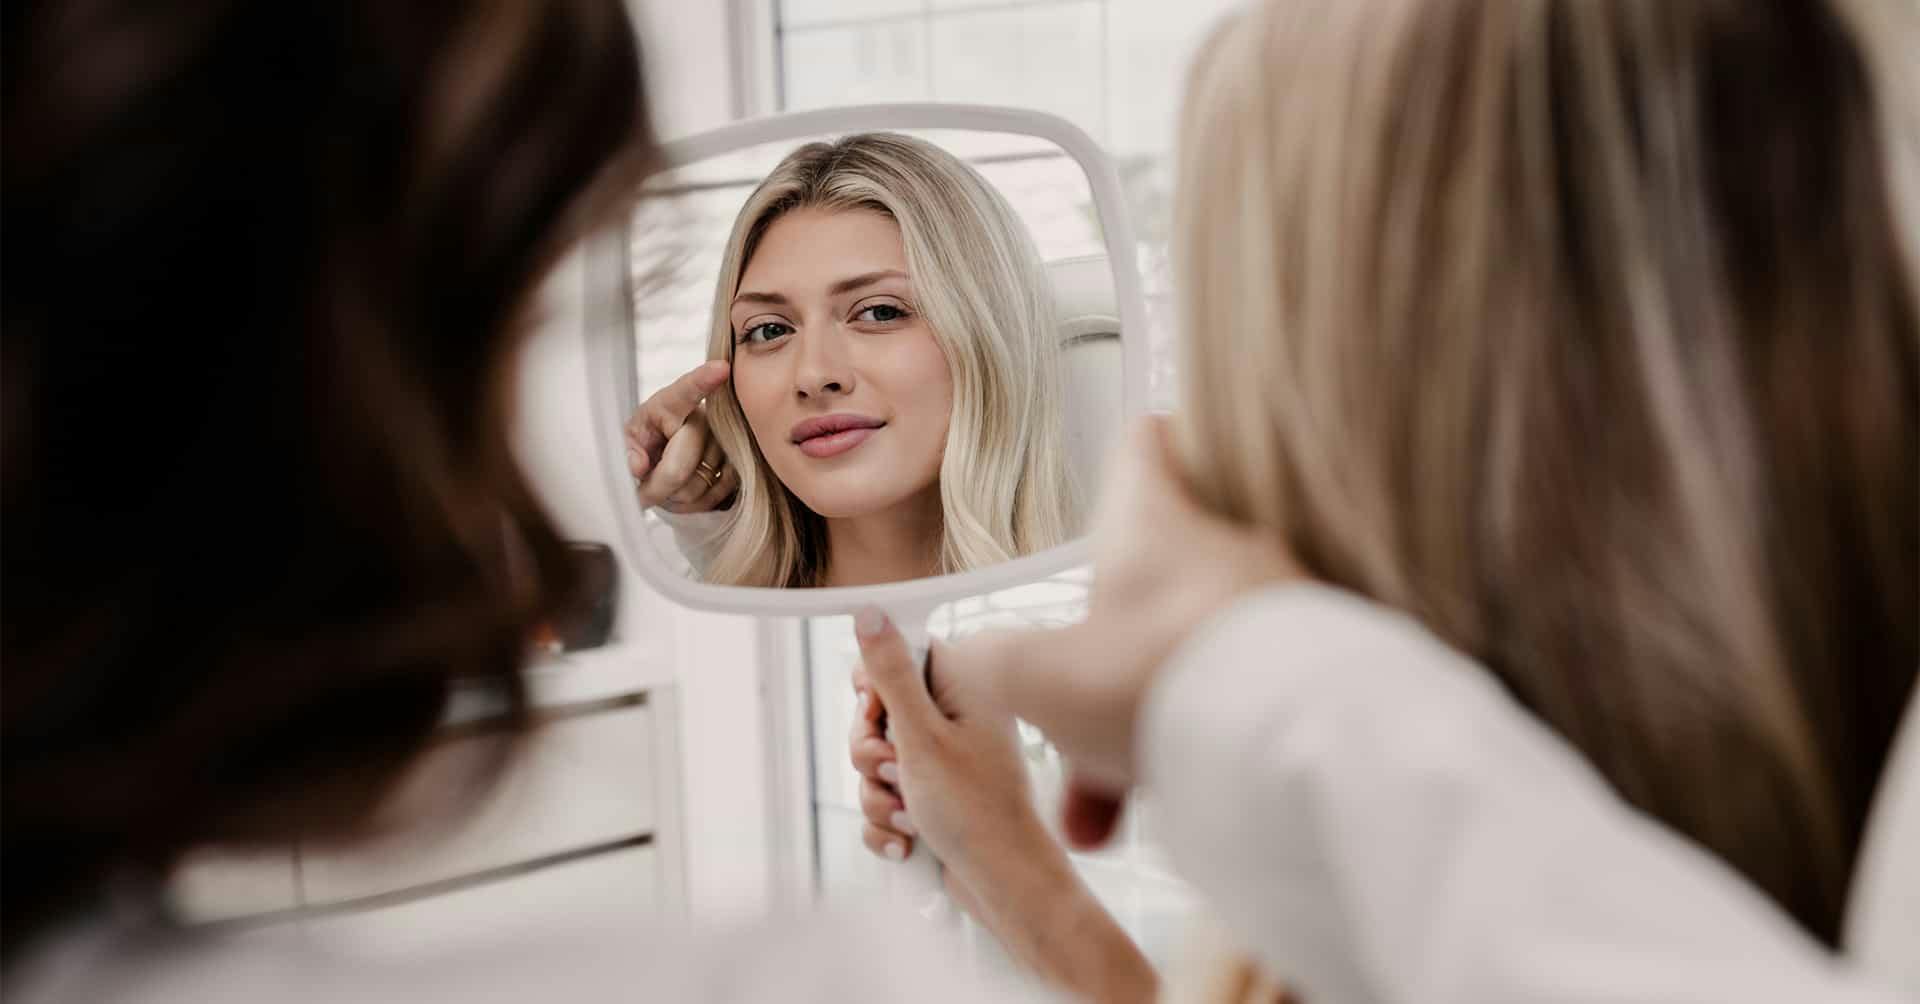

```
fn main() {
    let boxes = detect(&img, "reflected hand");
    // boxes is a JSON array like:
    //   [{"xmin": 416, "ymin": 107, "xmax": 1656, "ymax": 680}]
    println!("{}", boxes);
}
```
[
  {"xmin": 625, "ymin": 360, "xmax": 737, "ymax": 513},
  {"xmin": 939, "ymin": 416, "xmax": 1304, "ymax": 849}
]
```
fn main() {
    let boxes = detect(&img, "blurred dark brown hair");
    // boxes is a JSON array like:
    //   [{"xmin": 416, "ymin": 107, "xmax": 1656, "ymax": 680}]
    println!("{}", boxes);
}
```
[{"xmin": 2, "ymin": 1, "xmax": 656, "ymax": 953}]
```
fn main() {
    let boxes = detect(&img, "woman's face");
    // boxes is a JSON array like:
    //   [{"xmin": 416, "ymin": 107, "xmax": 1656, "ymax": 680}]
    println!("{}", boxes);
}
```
[{"xmin": 728, "ymin": 208, "xmax": 954, "ymax": 520}]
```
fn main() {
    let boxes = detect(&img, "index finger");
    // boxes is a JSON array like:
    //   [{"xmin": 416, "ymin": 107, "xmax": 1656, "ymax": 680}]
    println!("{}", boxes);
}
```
[{"xmin": 635, "ymin": 360, "xmax": 731, "ymax": 455}]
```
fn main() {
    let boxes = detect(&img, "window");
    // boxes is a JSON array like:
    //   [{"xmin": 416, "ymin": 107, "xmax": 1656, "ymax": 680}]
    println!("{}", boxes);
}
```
[{"xmin": 769, "ymin": 0, "xmax": 1244, "ymax": 407}]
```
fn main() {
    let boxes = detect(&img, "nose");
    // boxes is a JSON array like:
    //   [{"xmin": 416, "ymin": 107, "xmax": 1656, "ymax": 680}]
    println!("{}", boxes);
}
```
[{"xmin": 793, "ymin": 326, "xmax": 854, "ymax": 400}]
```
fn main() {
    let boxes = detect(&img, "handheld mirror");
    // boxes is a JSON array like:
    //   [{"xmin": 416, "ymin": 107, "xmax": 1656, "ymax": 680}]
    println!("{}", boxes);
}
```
[{"xmin": 582, "ymin": 103, "xmax": 1148, "ymax": 911}]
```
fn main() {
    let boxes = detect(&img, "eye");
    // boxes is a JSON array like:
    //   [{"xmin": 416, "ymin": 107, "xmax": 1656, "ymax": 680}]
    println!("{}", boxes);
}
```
[
  {"xmin": 853, "ymin": 302, "xmax": 912, "ymax": 324},
  {"xmin": 737, "ymin": 321, "xmax": 793, "ymax": 346}
]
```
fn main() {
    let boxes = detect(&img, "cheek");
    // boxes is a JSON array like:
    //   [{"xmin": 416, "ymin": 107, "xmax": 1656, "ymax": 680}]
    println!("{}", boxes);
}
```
[
  {"xmin": 896, "ymin": 335, "xmax": 954, "ymax": 451},
  {"xmin": 730, "ymin": 366, "xmax": 781, "ymax": 437}
]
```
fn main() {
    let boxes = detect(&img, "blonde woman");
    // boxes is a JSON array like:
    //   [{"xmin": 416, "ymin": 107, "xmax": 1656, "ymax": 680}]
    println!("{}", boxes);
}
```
[
  {"xmin": 625, "ymin": 132, "xmax": 1079, "ymax": 587},
  {"xmin": 853, "ymin": 0, "xmax": 1920, "ymax": 1001}
]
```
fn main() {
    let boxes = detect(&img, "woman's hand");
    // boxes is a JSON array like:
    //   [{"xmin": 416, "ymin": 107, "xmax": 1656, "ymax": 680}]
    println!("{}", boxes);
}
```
[
  {"xmin": 625, "ymin": 360, "xmax": 737, "ymax": 512},
  {"xmin": 852, "ymin": 613, "xmax": 1156, "ymax": 1004},
  {"xmin": 847, "ymin": 618, "xmax": 1047, "ymax": 885},
  {"xmin": 942, "ymin": 416, "xmax": 1304, "ymax": 848}
]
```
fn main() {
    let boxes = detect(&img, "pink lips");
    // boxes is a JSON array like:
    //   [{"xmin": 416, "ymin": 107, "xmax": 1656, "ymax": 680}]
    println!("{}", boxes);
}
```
[{"xmin": 791, "ymin": 413, "xmax": 885, "ymax": 459}]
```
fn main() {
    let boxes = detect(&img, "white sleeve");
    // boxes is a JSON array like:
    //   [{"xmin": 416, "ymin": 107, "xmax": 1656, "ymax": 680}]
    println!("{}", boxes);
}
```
[
  {"xmin": 1139, "ymin": 584, "xmax": 1909, "ymax": 1004},
  {"xmin": 646, "ymin": 508, "xmax": 729, "ymax": 579}
]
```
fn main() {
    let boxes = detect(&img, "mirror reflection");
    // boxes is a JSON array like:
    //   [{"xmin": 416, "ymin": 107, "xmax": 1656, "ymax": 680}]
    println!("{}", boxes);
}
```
[{"xmin": 626, "ymin": 130, "xmax": 1122, "ymax": 588}]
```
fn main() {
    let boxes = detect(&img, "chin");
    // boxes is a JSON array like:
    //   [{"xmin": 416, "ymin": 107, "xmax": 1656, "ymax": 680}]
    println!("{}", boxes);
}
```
[
  {"xmin": 794, "ymin": 489, "xmax": 903, "ymax": 520},
  {"xmin": 788, "ymin": 478, "xmax": 924, "ymax": 520}
]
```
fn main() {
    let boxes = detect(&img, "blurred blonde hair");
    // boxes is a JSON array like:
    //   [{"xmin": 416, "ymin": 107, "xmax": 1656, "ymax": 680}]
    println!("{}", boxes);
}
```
[
  {"xmin": 1172, "ymin": 0, "xmax": 1919, "ymax": 962},
  {"xmin": 699, "ymin": 133, "xmax": 1079, "ymax": 587}
]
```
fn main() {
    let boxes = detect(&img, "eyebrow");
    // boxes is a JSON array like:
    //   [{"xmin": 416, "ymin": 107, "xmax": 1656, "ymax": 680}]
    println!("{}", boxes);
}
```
[{"xmin": 731, "ymin": 269, "xmax": 910, "ymax": 309}]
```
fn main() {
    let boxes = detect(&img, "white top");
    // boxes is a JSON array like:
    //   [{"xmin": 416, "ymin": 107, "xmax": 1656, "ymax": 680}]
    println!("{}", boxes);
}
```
[
  {"xmin": 13, "ymin": 584, "xmax": 1916, "ymax": 1003},
  {"xmin": 1141, "ymin": 584, "xmax": 1920, "ymax": 1004},
  {"xmin": 648, "ymin": 508, "xmax": 728, "ymax": 579}
]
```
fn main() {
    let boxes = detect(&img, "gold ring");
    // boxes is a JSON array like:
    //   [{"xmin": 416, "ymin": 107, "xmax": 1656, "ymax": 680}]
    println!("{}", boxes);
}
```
[{"xmin": 695, "ymin": 461, "xmax": 722, "ymax": 489}]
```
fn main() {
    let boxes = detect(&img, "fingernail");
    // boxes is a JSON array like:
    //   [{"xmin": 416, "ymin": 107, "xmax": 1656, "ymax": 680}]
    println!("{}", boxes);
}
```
[
  {"xmin": 627, "ymin": 448, "xmax": 641, "ymax": 469},
  {"xmin": 884, "ymin": 842, "xmax": 906, "ymax": 862},
  {"xmin": 857, "ymin": 691, "xmax": 870, "ymax": 715},
  {"xmin": 891, "ymin": 811, "xmax": 917, "ymax": 836},
  {"xmin": 854, "ymin": 607, "xmax": 888, "ymax": 638},
  {"xmin": 877, "ymin": 761, "xmax": 899, "ymax": 785}
]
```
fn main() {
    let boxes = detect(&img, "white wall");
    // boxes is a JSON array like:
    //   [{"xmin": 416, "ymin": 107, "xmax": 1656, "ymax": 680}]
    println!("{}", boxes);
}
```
[
  {"xmin": 510, "ymin": 0, "xmax": 780, "ymax": 925},
  {"xmin": 630, "ymin": 1, "xmax": 740, "ymax": 136}
]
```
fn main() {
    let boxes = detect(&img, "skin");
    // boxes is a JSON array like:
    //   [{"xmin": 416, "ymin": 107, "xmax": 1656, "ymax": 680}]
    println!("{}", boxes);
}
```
[
  {"xmin": 727, "ymin": 207, "xmax": 955, "ymax": 587},
  {"xmin": 626, "ymin": 361, "xmax": 737, "ymax": 513},
  {"xmin": 848, "ymin": 418, "xmax": 1302, "ymax": 1001},
  {"xmin": 849, "ymin": 629, "xmax": 1158, "ymax": 1004}
]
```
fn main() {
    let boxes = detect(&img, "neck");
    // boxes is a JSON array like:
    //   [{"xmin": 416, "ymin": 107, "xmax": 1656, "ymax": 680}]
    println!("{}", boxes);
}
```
[{"xmin": 821, "ymin": 486, "xmax": 943, "ymax": 588}]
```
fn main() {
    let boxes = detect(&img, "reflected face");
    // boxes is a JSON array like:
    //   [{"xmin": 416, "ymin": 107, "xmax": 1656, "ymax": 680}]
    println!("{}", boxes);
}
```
[{"xmin": 728, "ymin": 208, "xmax": 954, "ymax": 520}]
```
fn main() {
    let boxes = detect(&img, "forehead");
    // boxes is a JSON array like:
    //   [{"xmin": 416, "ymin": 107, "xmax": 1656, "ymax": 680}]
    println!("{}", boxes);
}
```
[{"xmin": 738, "ymin": 207, "xmax": 908, "ymax": 293}]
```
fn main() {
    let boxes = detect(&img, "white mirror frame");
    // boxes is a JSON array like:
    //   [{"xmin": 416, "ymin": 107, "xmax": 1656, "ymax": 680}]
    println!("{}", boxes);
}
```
[{"xmin": 584, "ymin": 103, "xmax": 1149, "ymax": 620}]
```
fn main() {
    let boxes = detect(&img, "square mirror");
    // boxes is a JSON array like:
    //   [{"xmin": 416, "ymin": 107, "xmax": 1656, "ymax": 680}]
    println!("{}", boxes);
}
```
[{"xmin": 583, "ymin": 104, "xmax": 1148, "ymax": 624}]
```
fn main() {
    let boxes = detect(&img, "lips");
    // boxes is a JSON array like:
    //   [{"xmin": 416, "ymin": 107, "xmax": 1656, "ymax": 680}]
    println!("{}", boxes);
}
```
[{"xmin": 791, "ymin": 413, "xmax": 885, "ymax": 459}]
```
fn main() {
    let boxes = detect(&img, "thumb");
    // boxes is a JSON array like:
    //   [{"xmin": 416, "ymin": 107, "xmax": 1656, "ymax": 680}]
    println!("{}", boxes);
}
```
[{"xmin": 853, "ymin": 607, "xmax": 940, "ymax": 734}]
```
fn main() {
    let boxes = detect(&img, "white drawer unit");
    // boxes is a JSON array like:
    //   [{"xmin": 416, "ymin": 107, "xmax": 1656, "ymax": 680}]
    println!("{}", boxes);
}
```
[
  {"xmin": 300, "ymin": 700, "xmax": 659, "ymax": 906},
  {"xmin": 165, "ymin": 666, "xmax": 686, "ymax": 929},
  {"xmin": 168, "ymin": 847, "xmax": 302, "ymax": 922},
  {"xmin": 302, "ymin": 845, "xmax": 661, "ymax": 957}
]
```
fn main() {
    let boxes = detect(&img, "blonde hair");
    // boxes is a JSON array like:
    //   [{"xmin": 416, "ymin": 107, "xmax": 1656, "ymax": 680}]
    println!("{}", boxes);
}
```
[
  {"xmin": 1174, "ymin": 0, "xmax": 1918, "ymax": 949},
  {"xmin": 700, "ymin": 133, "xmax": 1078, "ymax": 587}
]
